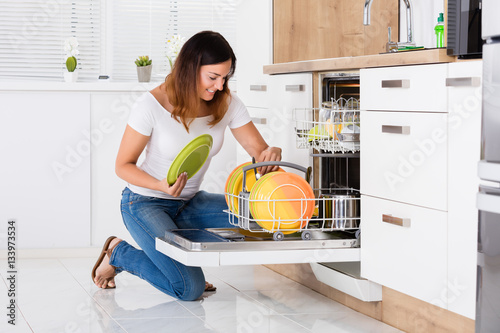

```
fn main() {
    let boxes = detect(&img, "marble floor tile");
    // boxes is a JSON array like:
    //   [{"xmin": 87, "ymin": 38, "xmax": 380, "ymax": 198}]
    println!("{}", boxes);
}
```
[
  {"xmin": 116, "ymin": 317, "xmax": 215, "ymax": 333},
  {"xmin": 0, "ymin": 257, "xmax": 407, "ymax": 333},
  {"xmin": 283, "ymin": 313, "xmax": 403, "ymax": 333},
  {"xmin": 202, "ymin": 314, "xmax": 311, "ymax": 333},
  {"xmin": 203, "ymin": 265, "xmax": 302, "ymax": 292},
  {"xmin": 242, "ymin": 284, "xmax": 349, "ymax": 315}
]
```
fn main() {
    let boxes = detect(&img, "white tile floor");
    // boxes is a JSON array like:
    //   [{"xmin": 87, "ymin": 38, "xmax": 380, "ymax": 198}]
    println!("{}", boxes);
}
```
[{"xmin": 0, "ymin": 257, "xmax": 403, "ymax": 333}]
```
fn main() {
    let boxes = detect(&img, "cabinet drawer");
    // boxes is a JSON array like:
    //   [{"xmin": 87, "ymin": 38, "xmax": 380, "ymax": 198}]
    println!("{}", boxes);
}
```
[
  {"xmin": 360, "ymin": 110, "xmax": 447, "ymax": 211},
  {"xmin": 360, "ymin": 64, "xmax": 448, "ymax": 112},
  {"xmin": 360, "ymin": 195, "xmax": 448, "ymax": 306}
]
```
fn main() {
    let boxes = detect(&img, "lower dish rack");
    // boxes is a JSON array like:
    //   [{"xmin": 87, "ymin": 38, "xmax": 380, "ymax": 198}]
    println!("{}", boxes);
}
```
[{"xmin": 225, "ymin": 188, "xmax": 360, "ymax": 241}]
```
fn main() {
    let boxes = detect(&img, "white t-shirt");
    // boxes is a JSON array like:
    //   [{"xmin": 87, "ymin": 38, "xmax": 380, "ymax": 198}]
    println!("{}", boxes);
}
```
[{"xmin": 127, "ymin": 91, "xmax": 251, "ymax": 200}]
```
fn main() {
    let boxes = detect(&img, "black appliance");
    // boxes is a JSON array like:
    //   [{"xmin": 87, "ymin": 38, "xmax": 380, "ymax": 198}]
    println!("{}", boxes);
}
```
[{"xmin": 447, "ymin": 0, "xmax": 483, "ymax": 59}]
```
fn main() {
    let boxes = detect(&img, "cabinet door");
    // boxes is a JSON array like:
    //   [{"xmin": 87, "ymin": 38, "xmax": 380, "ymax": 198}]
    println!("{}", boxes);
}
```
[
  {"xmin": 236, "ymin": 0, "xmax": 272, "ymax": 108},
  {"xmin": 360, "ymin": 195, "xmax": 448, "ymax": 307},
  {"xmin": 268, "ymin": 73, "xmax": 312, "ymax": 172},
  {"xmin": 446, "ymin": 60, "xmax": 482, "ymax": 319},
  {"xmin": 0, "ymin": 93, "xmax": 90, "ymax": 248},
  {"xmin": 361, "ymin": 64, "xmax": 448, "ymax": 112},
  {"xmin": 360, "ymin": 110, "xmax": 448, "ymax": 211},
  {"xmin": 90, "ymin": 93, "xmax": 134, "ymax": 247}
]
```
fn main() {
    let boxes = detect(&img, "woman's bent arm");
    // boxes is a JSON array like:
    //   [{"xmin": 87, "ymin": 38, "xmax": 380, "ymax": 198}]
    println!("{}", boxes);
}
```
[{"xmin": 231, "ymin": 122, "xmax": 282, "ymax": 175}]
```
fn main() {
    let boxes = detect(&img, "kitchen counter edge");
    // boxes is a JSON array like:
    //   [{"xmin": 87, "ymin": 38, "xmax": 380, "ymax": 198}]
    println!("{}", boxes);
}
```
[{"xmin": 263, "ymin": 49, "xmax": 459, "ymax": 75}]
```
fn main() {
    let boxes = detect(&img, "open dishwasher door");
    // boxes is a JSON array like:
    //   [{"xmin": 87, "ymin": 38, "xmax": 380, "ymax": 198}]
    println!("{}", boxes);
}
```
[
  {"xmin": 156, "ymin": 162, "xmax": 361, "ymax": 267},
  {"xmin": 155, "ymin": 228, "xmax": 360, "ymax": 267}
]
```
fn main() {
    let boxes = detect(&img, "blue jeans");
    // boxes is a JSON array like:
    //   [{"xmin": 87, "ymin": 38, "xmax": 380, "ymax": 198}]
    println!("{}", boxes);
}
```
[{"xmin": 110, "ymin": 187, "xmax": 231, "ymax": 301}]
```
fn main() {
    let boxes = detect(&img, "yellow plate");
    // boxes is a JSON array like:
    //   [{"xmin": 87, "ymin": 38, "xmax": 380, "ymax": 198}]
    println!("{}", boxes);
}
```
[{"xmin": 224, "ymin": 162, "xmax": 251, "ymax": 214}]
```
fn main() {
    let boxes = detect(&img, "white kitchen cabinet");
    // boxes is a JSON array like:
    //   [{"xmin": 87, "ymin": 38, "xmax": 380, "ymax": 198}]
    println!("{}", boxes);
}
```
[
  {"xmin": 90, "ymin": 93, "xmax": 135, "ymax": 247},
  {"xmin": 0, "ymin": 92, "xmax": 91, "ymax": 248},
  {"xmin": 235, "ymin": 0, "xmax": 273, "ymax": 109},
  {"xmin": 360, "ymin": 60, "xmax": 482, "ymax": 319},
  {"xmin": 361, "ymin": 195, "xmax": 448, "ymax": 304},
  {"xmin": 236, "ymin": 74, "xmax": 312, "ymax": 173},
  {"xmin": 360, "ymin": 110, "xmax": 448, "ymax": 211},
  {"xmin": 446, "ymin": 60, "xmax": 482, "ymax": 319}
]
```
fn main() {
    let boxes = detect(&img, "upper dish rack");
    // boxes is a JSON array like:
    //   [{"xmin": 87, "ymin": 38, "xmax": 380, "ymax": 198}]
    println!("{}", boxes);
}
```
[{"xmin": 293, "ymin": 97, "xmax": 360, "ymax": 154}]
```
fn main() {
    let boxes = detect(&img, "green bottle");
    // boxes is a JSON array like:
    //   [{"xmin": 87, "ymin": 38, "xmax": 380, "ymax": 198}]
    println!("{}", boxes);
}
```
[{"xmin": 435, "ymin": 13, "xmax": 444, "ymax": 48}]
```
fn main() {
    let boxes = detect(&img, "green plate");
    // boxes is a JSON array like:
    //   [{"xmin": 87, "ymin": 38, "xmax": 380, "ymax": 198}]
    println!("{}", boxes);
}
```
[{"xmin": 166, "ymin": 134, "xmax": 213, "ymax": 185}]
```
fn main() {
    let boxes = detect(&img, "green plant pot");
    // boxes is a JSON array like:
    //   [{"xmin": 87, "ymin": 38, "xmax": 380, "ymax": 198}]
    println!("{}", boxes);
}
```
[{"xmin": 137, "ymin": 65, "xmax": 152, "ymax": 82}]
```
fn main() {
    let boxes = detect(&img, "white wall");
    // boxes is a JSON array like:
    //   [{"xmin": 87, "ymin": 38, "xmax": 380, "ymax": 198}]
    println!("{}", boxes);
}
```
[{"xmin": 400, "ymin": 0, "xmax": 445, "ymax": 48}]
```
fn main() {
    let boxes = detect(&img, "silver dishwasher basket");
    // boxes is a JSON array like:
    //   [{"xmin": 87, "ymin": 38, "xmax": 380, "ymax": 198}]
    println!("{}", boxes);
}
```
[
  {"xmin": 293, "ymin": 97, "xmax": 360, "ymax": 154},
  {"xmin": 225, "ymin": 161, "xmax": 360, "ymax": 241}
]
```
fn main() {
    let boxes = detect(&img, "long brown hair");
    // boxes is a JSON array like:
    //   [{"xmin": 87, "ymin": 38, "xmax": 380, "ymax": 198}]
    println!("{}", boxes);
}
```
[{"xmin": 164, "ymin": 31, "xmax": 237, "ymax": 132}]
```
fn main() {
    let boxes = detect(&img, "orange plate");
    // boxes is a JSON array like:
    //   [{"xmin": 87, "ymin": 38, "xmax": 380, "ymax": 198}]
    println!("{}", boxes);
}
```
[{"xmin": 249, "ymin": 172, "xmax": 315, "ymax": 233}]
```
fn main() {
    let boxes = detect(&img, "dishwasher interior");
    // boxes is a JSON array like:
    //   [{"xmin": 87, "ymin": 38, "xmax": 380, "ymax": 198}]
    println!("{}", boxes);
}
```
[
  {"xmin": 293, "ymin": 71, "xmax": 361, "ymax": 230},
  {"xmin": 300, "ymin": 71, "xmax": 365, "ymax": 289}
]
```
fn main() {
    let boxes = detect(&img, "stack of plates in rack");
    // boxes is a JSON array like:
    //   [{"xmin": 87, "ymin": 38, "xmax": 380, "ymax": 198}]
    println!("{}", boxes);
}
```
[
  {"xmin": 224, "ymin": 162, "xmax": 315, "ymax": 234},
  {"xmin": 224, "ymin": 162, "xmax": 285, "ymax": 215},
  {"xmin": 249, "ymin": 172, "xmax": 315, "ymax": 234}
]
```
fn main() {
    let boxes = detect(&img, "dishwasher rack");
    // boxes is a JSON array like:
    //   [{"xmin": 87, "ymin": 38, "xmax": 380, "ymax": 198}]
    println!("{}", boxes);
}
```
[
  {"xmin": 293, "ymin": 97, "xmax": 360, "ymax": 154},
  {"xmin": 224, "ymin": 162, "xmax": 360, "ymax": 241}
]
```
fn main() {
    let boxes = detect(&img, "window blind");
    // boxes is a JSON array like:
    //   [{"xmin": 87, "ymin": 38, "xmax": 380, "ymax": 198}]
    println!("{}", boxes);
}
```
[
  {"xmin": 0, "ymin": 0, "xmax": 236, "ymax": 82},
  {"xmin": 0, "ymin": 1, "xmax": 101, "ymax": 82},
  {"xmin": 111, "ymin": 0, "xmax": 237, "ymax": 81}
]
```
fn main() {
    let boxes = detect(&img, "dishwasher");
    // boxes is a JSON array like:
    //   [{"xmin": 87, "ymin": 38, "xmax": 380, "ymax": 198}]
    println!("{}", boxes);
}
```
[{"xmin": 155, "ymin": 71, "xmax": 381, "ymax": 301}]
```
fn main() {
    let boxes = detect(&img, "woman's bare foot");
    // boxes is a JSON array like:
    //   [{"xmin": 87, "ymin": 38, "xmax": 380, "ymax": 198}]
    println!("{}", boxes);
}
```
[{"xmin": 93, "ymin": 237, "xmax": 122, "ymax": 289}]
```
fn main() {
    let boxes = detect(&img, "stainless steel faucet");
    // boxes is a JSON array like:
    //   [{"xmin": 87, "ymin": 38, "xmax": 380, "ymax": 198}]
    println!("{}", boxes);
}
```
[
  {"xmin": 363, "ymin": 0, "xmax": 374, "ymax": 25},
  {"xmin": 363, "ymin": 0, "xmax": 415, "ymax": 47}
]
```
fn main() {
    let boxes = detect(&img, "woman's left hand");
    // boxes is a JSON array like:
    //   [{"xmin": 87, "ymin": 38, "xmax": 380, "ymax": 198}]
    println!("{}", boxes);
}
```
[{"xmin": 257, "ymin": 146, "xmax": 282, "ymax": 175}]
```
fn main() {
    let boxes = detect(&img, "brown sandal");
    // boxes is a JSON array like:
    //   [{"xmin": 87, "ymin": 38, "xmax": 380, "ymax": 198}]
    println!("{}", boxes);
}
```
[{"xmin": 91, "ymin": 236, "xmax": 119, "ymax": 289}]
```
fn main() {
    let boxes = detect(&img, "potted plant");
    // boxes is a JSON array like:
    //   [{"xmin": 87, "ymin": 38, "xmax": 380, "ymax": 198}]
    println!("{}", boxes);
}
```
[
  {"xmin": 135, "ymin": 55, "xmax": 152, "ymax": 82},
  {"xmin": 64, "ymin": 37, "xmax": 79, "ymax": 82}
]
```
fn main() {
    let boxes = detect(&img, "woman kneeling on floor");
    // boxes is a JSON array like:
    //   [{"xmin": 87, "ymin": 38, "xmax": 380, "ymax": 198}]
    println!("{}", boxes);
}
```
[{"xmin": 91, "ymin": 31, "xmax": 281, "ymax": 301}]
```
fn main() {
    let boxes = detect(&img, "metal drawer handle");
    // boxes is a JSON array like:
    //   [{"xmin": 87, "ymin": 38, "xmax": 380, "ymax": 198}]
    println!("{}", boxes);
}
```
[
  {"xmin": 285, "ymin": 84, "xmax": 305, "ymax": 92},
  {"xmin": 445, "ymin": 77, "xmax": 481, "ymax": 87},
  {"xmin": 251, "ymin": 117, "xmax": 267, "ymax": 125},
  {"xmin": 250, "ymin": 85, "xmax": 267, "ymax": 91},
  {"xmin": 382, "ymin": 214, "xmax": 411, "ymax": 227},
  {"xmin": 381, "ymin": 79, "xmax": 410, "ymax": 88},
  {"xmin": 381, "ymin": 125, "xmax": 410, "ymax": 135}
]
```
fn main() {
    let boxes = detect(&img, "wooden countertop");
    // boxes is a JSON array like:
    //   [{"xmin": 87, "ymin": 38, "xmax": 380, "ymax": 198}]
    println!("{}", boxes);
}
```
[{"xmin": 263, "ymin": 48, "xmax": 457, "ymax": 74}]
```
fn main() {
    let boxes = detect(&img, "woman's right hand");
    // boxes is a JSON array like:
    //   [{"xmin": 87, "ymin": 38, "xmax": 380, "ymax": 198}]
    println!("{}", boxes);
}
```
[{"xmin": 156, "ymin": 172, "xmax": 188, "ymax": 197}]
